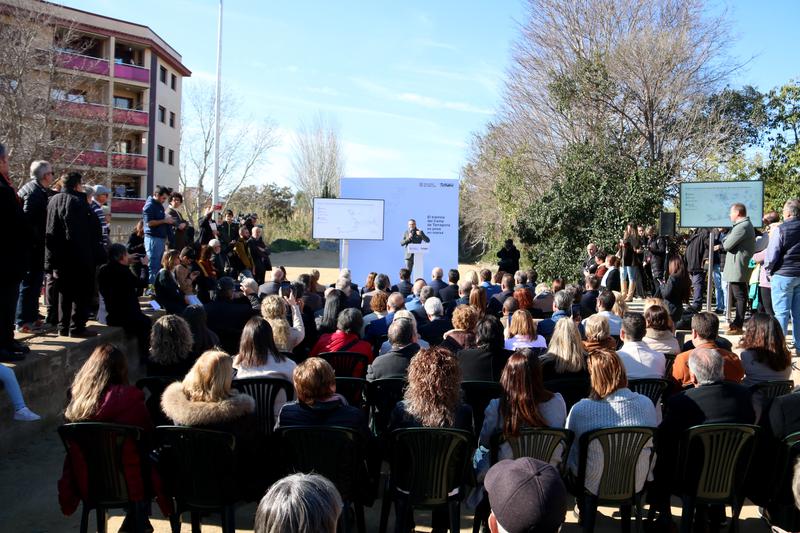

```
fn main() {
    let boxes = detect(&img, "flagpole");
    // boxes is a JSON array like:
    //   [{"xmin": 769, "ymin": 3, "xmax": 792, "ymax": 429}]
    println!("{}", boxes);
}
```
[{"xmin": 212, "ymin": 0, "xmax": 223, "ymax": 206}]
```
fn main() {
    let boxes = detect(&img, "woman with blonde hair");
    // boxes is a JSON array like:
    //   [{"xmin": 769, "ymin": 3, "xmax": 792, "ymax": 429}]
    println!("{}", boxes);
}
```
[
  {"xmin": 583, "ymin": 313, "xmax": 617, "ymax": 353},
  {"xmin": 260, "ymin": 293, "xmax": 305, "ymax": 352},
  {"xmin": 469, "ymin": 286, "xmax": 487, "ymax": 318},
  {"xmin": 504, "ymin": 309, "xmax": 546, "ymax": 350},
  {"xmin": 612, "ymin": 291, "xmax": 628, "ymax": 317},
  {"xmin": 465, "ymin": 270, "xmax": 480, "ymax": 288},
  {"xmin": 539, "ymin": 318, "xmax": 588, "ymax": 381},
  {"xmin": 441, "ymin": 304, "xmax": 479, "ymax": 353},
  {"xmin": 147, "ymin": 314, "xmax": 195, "ymax": 378},
  {"xmin": 566, "ymin": 349, "xmax": 656, "ymax": 492}
]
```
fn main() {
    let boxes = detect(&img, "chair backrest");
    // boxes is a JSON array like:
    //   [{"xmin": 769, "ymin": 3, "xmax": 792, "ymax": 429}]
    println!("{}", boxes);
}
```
[
  {"xmin": 460, "ymin": 381, "xmax": 503, "ymax": 435},
  {"xmin": 679, "ymin": 424, "xmax": 759, "ymax": 503},
  {"xmin": 628, "ymin": 379, "xmax": 669, "ymax": 406},
  {"xmin": 58, "ymin": 422, "xmax": 142, "ymax": 506},
  {"xmin": 231, "ymin": 377, "xmax": 294, "ymax": 436},
  {"xmin": 496, "ymin": 427, "xmax": 574, "ymax": 468},
  {"xmin": 319, "ymin": 351, "xmax": 370, "ymax": 379},
  {"xmin": 335, "ymin": 377, "xmax": 367, "ymax": 409},
  {"xmin": 278, "ymin": 426, "xmax": 366, "ymax": 501},
  {"xmin": 767, "ymin": 431, "xmax": 800, "ymax": 531},
  {"xmin": 577, "ymin": 426, "xmax": 655, "ymax": 503},
  {"xmin": 750, "ymin": 380, "xmax": 794, "ymax": 407},
  {"xmin": 367, "ymin": 378, "xmax": 407, "ymax": 436},
  {"xmin": 155, "ymin": 426, "xmax": 237, "ymax": 509},
  {"xmin": 390, "ymin": 428, "xmax": 473, "ymax": 506},
  {"xmin": 136, "ymin": 376, "xmax": 178, "ymax": 427},
  {"xmin": 544, "ymin": 377, "xmax": 591, "ymax": 412},
  {"xmin": 663, "ymin": 353, "xmax": 676, "ymax": 379},
  {"xmin": 372, "ymin": 335, "xmax": 389, "ymax": 359}
]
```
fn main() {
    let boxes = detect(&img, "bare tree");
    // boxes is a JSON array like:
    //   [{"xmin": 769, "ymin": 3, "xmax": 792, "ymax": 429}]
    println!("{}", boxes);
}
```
[
  {"xmin": 290, "ymin": 113, "xmax": 345, "ymax": 207},
  {"xmin": 179, "ymin": 81, "xmax": 278, "ymax": 224}
]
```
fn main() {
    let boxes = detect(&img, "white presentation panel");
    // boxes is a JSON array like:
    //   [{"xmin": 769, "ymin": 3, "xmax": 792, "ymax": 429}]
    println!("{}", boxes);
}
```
[
  {"xmin": 312, "ymin": 198, "xmax": 385, "ymax": 240},
  {"xmin": 680, "ymin": 181, "xmax": 764, "ymax": 228}
]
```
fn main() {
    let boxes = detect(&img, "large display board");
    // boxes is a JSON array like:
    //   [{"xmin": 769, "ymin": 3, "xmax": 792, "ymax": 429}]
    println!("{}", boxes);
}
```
[
  {"xmin": 339, "ymin": 177, "xmax": 459, "ymax": 285},
  {"xmin": 680, "ymin": 180, "xmax": 764, "ymax": 228},
  {"xmin": 312, "ymin": 197, "xmax": 385, "ymax": 240}
]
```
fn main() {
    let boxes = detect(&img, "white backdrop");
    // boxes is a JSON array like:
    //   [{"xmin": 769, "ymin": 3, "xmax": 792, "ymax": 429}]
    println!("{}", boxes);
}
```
[{"xmin": 339, "ymin": 177, "xmax": 460, "ymax": 286}]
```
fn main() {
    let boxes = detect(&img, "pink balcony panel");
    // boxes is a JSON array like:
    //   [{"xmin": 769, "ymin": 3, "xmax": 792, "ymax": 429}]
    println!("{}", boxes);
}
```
[
  {"xmin": 56, "ymin": 52, "xmax": 109, "ymax": 75},
  {"xmin": 111, "ymin": 153, "xmax": 147, "ymax": 171},
  {"xmin": 111, "ymin": 198, "xmax": 146, "ymax": 214},
  {"xmin": 115, "ymin": 63, "xmax": 150, "ymax": 83},
  {"xmin": 52, "ymin": 149, "xmax": 107, "ymax": 167},
  {"xmin": 113, "ymin": 108, "xmax": 149, "ymax": 127},
  {"xmin": 56, "ymin": 101, "xmax": 108, "ymax": 120}
]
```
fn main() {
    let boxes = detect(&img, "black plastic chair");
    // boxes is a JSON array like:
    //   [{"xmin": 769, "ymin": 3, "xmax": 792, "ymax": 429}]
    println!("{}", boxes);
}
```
[
  {"xmin": 379, "ymin": 428, "xmax": 473, "ymax": 533},
  {"xmin": 320, "ymin": 351, "xmax": 370, "ymax": 379},
  {"xmin": 136, "ymin": 376, "xmax": 178, "ymax": 427},
  {"xmin": 750, "ymin": 380, "xmax": 793, "ymax": 412},
  {"xmin": 573, "ymin": 426, "xmax": 656, "ymax": 533},
  {"xmin": 366, "ymin": 378, "xmax": 407, "ymax": 437},
  {"xmin": 336, "ymin": 377, "xmax": 367, "ymax": 409},
  {"xmin": 371, "ymin": 334, "xmax": 389, "ymax": 359},
  {"xmin": 544, "ymin": 376, "xmax": 591, "ymax": 412},
  {"xmin": 763, "ymin": 431, "xmax": 800, "ymax": 532},
  {"xmin": 58, "ymin": 423, "xmax": 148, "ymax": 533},
  {"xmin": 155, "ymin": 426, "xmax": 238, "ymax": 533},
  {"xmin": 460, "ymin": 381, "xmax": 503, "ymax": 435},
  {"xmin": 674, "ymin": 424, "xmax": 759, "ymax": 533},
  {"xmin": 231, "ymin": 377, "xmax": 294, "ymax": 436},
  {"xmin": 279, "ymin": 426, "xmax": 369, "ymax": 533},
  {"xmin": 629, "ymin": 379, "xmax": 669, "ymax": 406},
  {"xmin": 663, "ymin": 353, "xmax": 677, "ymax": 380}
]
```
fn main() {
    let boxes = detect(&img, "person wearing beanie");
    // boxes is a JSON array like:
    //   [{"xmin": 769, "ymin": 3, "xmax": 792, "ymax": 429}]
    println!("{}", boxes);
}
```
[{"xmin": 485, "ymin": 457, "xmax": 568, "ymax": 533}]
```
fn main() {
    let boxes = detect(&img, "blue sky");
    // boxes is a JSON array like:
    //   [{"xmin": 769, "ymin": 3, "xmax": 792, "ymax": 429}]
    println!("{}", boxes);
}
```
[{"xmin": 60, "ymin": 0, "xmax": 799, "ymax": 189}]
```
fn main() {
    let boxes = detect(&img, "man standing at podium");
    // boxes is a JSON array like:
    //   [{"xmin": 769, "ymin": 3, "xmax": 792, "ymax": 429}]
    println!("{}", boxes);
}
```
[{"xmin": 401, "ymin": 219, "xmax": 430, "ymax": 272}]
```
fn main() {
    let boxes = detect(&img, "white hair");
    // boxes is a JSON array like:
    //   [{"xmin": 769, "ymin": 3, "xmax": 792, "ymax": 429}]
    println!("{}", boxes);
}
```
[
  {"xmin": 688, "ymin": 348, "xmax": 724, "ymax": 385},
  {"xmin": 424, "ymin": 297, "xmax": 444, "ymax": 317},
  {"xmin": 30, "ymin": 160, "xmax": 52, "ymax": 181},
  {"xmin": 254, "ymin": 473, "xmax": 342, "ymax": 533}
]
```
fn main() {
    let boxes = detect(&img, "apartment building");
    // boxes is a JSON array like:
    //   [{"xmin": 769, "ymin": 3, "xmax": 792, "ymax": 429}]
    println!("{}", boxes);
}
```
[{"xmin": 18, "ymin": 0, "xmax": 191, "ymax": 231}]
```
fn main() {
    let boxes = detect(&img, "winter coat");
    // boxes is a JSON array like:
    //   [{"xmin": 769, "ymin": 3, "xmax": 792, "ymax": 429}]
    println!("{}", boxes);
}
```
[
  {"xmin": 685, "ymin": 229, "xmax": 710, "ymax": 273},
  {"xmin": 18, "ymin": 179, "xmax": 51, "ymax": 271},
  {"xmin": 98, "ymin": 261, "xmax": 149, "ymax": 326},
  {"xmin": 45, "ymin": 188, "xmax": 104, "ymax": 273},
  {"xmin": 0, "ymin": 176, "xmax": 28, "ymax": 281},
  {"xmin": 722, "ymin": 217, "xmax": 756, "ymax": 283}
]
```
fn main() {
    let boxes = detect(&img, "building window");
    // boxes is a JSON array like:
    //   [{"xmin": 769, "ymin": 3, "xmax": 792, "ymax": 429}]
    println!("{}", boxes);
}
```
[
  {"xmin": 158, "ymin": 106, "xmax": 166, "ymax": 123},
  {"xmin": 159, "ymin": 66, "xmax": 167, "ymax": 83},
  {"xmin": 171, "ymin": 73, "xmax": 176, "ymax": 90},
  {"xmin": 168, "ymin": 149, "xmax": 174, "ymax": 166},
  {"xmin": 157, "ymin": 145, "xmax": 165, "ymax": 162},
  {"xmin": 169, "ymin": 111, "xmax": 176, "ymax": 128},
  {"xmin": 113, "ymin": 96, "xmax": 133, "ymax": 109}
]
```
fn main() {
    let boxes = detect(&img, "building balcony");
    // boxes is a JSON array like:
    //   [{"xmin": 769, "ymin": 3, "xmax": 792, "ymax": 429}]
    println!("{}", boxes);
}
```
[
  {"xmin": 110, "ymin": 198, "xmax": 146, "ymax": 214},
  {"xmin": 111, "ymin": 152, "xmax": 147, "ymax": 171},
  {"xmin": 52, "ymin": 148, "xmax": 107, "ymax": 167},
  {"xmin": 112, "ymin": 108, "xmax": 149, "ymax": 127},
  {"xmin": 114, "ymin": 63, "xmax": 150, "ymax": 83},
  {"xmin": 55, "ymin": 51, "xmax": 109, "ymax": 76},
  {"xmin": 55, "ymin": 101, "xmax": 108, "ymax": 121}
]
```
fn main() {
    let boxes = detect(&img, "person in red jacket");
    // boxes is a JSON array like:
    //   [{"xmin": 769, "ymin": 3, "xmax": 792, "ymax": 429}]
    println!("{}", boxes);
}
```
[
  {"xmin": 309, "ymin": 308, "xmax": 373, "ymax": 377},
  {"xmin": 59, "ymin": 344, "xmax": 171, "ymax": 526}
]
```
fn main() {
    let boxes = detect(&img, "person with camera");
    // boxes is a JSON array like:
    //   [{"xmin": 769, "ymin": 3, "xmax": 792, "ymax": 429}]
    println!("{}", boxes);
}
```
[{"xmin": 401, "ymin": 218, "xmax": 430, "ymax": 272}]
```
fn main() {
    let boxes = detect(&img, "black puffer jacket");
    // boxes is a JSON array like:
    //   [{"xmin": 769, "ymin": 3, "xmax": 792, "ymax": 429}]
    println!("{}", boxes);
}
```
[
  {"xmin": 0, "ymin": 177, "xmax": 29, "ymax": 281},
  {"xmin": 18, "ymin": 179, "xmax": 52, "ymax": 270},
  {"xmin": 45, "ymin": 188, "xmax": 105, "ymax": 272},
  {"xmin": 685, "ymin": 228, "xmax": 710, "ymax": 273}
]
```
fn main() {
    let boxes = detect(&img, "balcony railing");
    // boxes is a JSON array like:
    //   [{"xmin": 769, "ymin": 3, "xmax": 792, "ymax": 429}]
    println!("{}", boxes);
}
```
[
  {"xmin": 112, "ymin": 108, "xmax": 149, "ymax": 127},
  {"xmin": 114, "ymin": 63, "xmax": 149, "ymax": 83},
  {"xmin": 52, "ymin": 148, "xmax": 107, "ymax": 167},
  {"xmin": 55, "ymin": 51, "xmax": 109, "ymax": 76},
  {"xmin": 55, "ymin": 100, "xmax": 108, "ymax": 121},
  {"xmin": 110, "ymin": 197, "xmax": 146, "ymax": 214},
  {"xmin": 111, "ymin": 152, "xmax": 147, "ymax": 171}
]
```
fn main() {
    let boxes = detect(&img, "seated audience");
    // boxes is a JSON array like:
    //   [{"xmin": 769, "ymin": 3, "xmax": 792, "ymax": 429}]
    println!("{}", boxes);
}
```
[
  {"xmin": 418, "ymin": 297, "xmax": 453, "ymax": 346},
  {"xmin": 391, "ymin": 268, "xmax": 414, "ymax": 297},
  {"xmin": 240, "ymin": 278, "xmax": 261, "ymax": 310},
  {"xmin": 513, "ymin": 287, "xmax": 533, "ymax": 313},
  {"xmin": 504, "ymin": 310, "xmax": 546, "ymax": 351},
  {"xmin": 408, "ymin": 284, "xmax": 432, "ymax": 326},
  {"xmin": 429, "ymin": 266, "xmax": 447, "ymax": 296},
  {"xmin": 254, "ymin": 473, "xmax": 342, "ymax": 533},
  {"xmin": 469, "ymin": 286, "xmax": 488, "ymax": 319},
  {"xmin": 642, "ymin": 305, "xmax": 680, "ymax": 355},
  {"xmin": 361, "ymin": 291, "xmax": 389, "ymax": 336},
  {"xmin": 147, "ymin": 315, "xmax": 196, "ymax": 378},
  {"xmin": 612, "ymin": 290, "xmax": 628, "ymax": 318},
  {"xmin": 367, "ymin": 316, "xmax": 421, "ymax": 380},
  {"xmin": 565, "ymin": 349, "xmax": 657, "ymax": 493},
  {"xmin": 360, "ymin": 273, "xmax": 389, "ymax": 314},
  {"xmin": 616, "ymin": 312, "xmax": 666, "ymax": 379},
  {"xmin": 539, "ymin": 318, "xmax": 589, "ymax": 382},
  {"xmin": 583, "ymin": 313, "xmax": 617, "ymax": 353},
  {"xmin": 487, "ymin": 274, "xmax": 515, "ymax": 316},
  {"xmin": 532, "ymin": 283, "xmax": 554, "ymax": 316},
  {"xmin": 484, "ymin": 458, "xmax": 568, "ymax": 533},
  {"xmin": 500, "ymin": 296, "xmax": 519, "ymax": 330},
  {"xmin": 153, "ymin": 250, "xmax": 186, "ymax": 314},
  {"xmin": 582, "ymin": 290, "xmax": 622, "ymax": 336},
  {"xmin": 309, "ymin": 308, "xmax": 373, "ymax": 360},
  {"xmin": 537, "ymin": 290, "xmax": 576, "ymax": 341},
  {"xmin": 364, "ymin": 292, "xmax": 405, "ymax": 340},
  {"xmin": 580, "ymin": 275, "xmax": 601, "ymax": 318},
  {"xmin": 204, "ymin": 277, "xmax": 259, "ymax": 355},
  {"xmin": 360, "ymin": 271, "xmax": 377, "ymax": 297},
  {"xmin": 316, "ymin": 289, "xmax": 345, "ymax": 335},
  {"xmin": 376, "ymin": 310, "xmax": 430, "ymax": 356},
  {"xmin": 182, "ymin": 304, "xmax": 220, "ymax": 358},
  {"xmin": 438, "ymin": 269, "xmax": 461, "ymax": 304},
  {"xmin": 479, "ymin": 268, "xmax": 501, "ymax": 299},
  {"xmin": 440, "ymin": 304, "xmax": 479, "ymax": 353},
  {"xmin": 297, "ymin": 273, "xmax": 323, "ymax": 312},
  {"xmin": 261, "ymin": 294, "xmax": 305, "ymax": 353},
  {"xmin": 476, "ymin": 350, "xmax": 566, "ymax": 479},
  {"xmin": 672, "ymin": 312, "xmax": 744, "ymax": 387},
  {"xmin": 258, "ymin": 267, "xmax": 290, "ymax": 298},
  {"xmin": 457, "ymin": 315, "xmax": 508, "ymax": 381},
  {"xmin": 739, "ymin": 312, "xmax": 792, "ymax": 386}
]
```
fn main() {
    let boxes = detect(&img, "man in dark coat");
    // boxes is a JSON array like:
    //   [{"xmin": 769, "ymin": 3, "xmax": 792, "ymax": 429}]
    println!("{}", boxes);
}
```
[
  {"xmin": 16, "ymin": 160, "xmax": 54, "ymax": 333},
  {"xmin": 98, "ymin": 244, "xmax": 151, "ymax": 361},
  {"xmin": 390, "ymin": 268, "xmax": 414, "ymax": 298},
  {"xmin": 438, "ymin": 269, "xmax": 460, "ymax": 304},
  {"xmin": 400, "ymin": 218, "xmax": 430, "ymax": 273},
  {"xmin": 487, "ymin": 274, "xmax": 515, "ymax": 316},
  {"xmin": 497, "ymin": 239, "xmax": 521, "ymax": 275},
  {"xmin": 367, "ymin": 318, "xmax": 421, "ymax": 380},
  {"xmin": 204, "ymin": 277, "xmax": 258, "ymax": 354},
  {"xmin": 685, "ymin": 227, "xmax": 710, "ymax": 311},
  {"xmin": 0, "ymin": 144, "xmax": 32, "ymax": 360},
  {"xmin": 45, "ymin": 171, "xmax": 105, "ymax": 337},
  {"xmin": 418, "ymin": 297, "xmax": 453, "ymax": 346}
]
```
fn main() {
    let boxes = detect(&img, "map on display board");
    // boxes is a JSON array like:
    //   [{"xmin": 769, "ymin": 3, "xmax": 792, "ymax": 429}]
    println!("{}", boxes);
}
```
[
  {"xmin": 679, "ymin": 180, "xmax": 764, "ymax": 228},
  {"xmin": 311, "ymin": 197, "xmax": 385, "ymax": 240}
]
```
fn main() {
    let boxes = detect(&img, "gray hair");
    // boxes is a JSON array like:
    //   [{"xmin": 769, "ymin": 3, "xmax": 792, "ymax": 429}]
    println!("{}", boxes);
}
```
[
  {"xmin": 389, "ymin": 315, "xmax": 415, "ymax": 346},
  {"xmin": 334, "ymin": 277, "xmax": 349, "ymax": 291},
  {"xmin": 30, "ymin": 160, "xmax": 52, "ymax": 181},
  {"xmin": 240, "ymin": 277, "xmax": 258, "ymax": 293},
  {"xmin": 553, "ymin": 290, "xmax": 573, "ymax": 311},
  {"xmin": 387, "ymin": 292, "xmax": 405, "ymax": 312},
  {"xmin": 424, "ymin": 296, "xmax": 443, "ymax": 317},
  {"xmin": 458, "ymin": 279, "xmax": 473, "ymax": 295},
  {"xmin": 419, "ymin": 285, "xmax": 434, "ymax": 303},
  {"xmin": 514, "ymin": 270, "xmax": 527, "ymax": 285},
  {"xmin": 339, "ymin": 268, "xmax": 351, "ymax": 280},
  {"xmin": 254, "ymin": 473, "xmax": 342, "ymax": 533},
  {"xmin": 688, "ymin": 348, "xmax": 724, "ymax": 385},
  {"xmin": 785, "ymin": 199, "xmax": 800, "ymax": 218}
]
